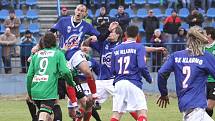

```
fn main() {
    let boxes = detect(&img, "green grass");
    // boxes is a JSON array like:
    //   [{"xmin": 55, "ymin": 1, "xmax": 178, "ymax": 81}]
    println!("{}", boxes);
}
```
[{"xmin": 0, "ymin": 95, "xmax": 214, "ymax": 121}]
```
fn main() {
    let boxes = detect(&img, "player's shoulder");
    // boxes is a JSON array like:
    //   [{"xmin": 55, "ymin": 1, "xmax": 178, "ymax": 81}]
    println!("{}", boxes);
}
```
[
  {"xmin": 58, "ymin": 16, "xmax": 71, "ymax": 22},
  {"xmin": 204, "ymin": 51, "xmax": 215, "ymax": 58},
  {"xmin": 172, "ymin": 50, "xmax": 187, "ymax": 56}
]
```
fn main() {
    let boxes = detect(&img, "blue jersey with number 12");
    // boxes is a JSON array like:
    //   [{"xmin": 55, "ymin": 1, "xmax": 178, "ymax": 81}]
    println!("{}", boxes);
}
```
[
  {"xmin": 158, "ymin": 50, "xmax": 215, "ymax": 112},
  {"xmin": 111, "ymin": 40, "xmax": 152, "ymax": 89}
]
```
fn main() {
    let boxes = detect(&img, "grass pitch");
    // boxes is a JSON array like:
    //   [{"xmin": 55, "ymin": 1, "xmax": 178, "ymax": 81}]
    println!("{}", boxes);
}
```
[{"xmin": 0, "ymin": 94, "xmax": 214, "ymax": 121}]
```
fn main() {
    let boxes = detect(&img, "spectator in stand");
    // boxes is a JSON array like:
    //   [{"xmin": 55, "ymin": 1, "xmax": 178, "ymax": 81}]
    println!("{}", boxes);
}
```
[
  {"xmin": 186, "ymin": 9, "xmax": 204, "ymax": 27},
  {"xmin": 20, "ymin": 30, "xmax": 37, "ymax": 73},
  {"xmin": 97, "ymin": 0, "xmax": 110, "ymax": 12},
  {"xmin": 191, "ymin": 0, "xmax": 206, "ymax": 11},
  {"xmin": 56, "ymin": 7, "xmax": 69, "ymax": 22},
  {"xmin": 207, "ymin": 0, "xmax": 215, "ymax": 10},
  {"xmin": 80, "ymin": 0, "xmax": 91, "ymax": 8},
  {"xmin": 4, "ymin": 9, "xmax": 21, "ymax": 57},
  {"xmin": 150, "ymin": 29, "xmax": 165, "ymax": 72},
  {"xmin": 168, "ymin": 0, "xmax": 178, "ymax": 10},
  {"xmin": 115, "ymin": 5, "xmax": 130, "ymax": 34},
  {"xmin": 163, "ymin": 10, "xmax": 182, "ymax": 52},
  {"xmin": 4, "ymin": 10, "xmax": 21, "ymax": 38},
  {"xmin": 173, "ymin": 27, "xmax": 187, "ymax": 52},
  {"xmin": 143, "ymin": 9, "xmax": 159, "ymax": 43},
  {"xmin": 182, "ymin": 0, "xmax": 191, "ymax": 9},
  {"xmin": 93, "ymin": 6, "xmax": 112, "ymax": 34},
  {"xmin": 0, "ymin": 28, "xmax": 18, "ymax": 74}
]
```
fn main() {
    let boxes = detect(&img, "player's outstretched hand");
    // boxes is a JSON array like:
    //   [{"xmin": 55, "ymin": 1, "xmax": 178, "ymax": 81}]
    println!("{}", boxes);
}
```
[
  {"xmin": 156, "ymin": 95, "xmax": 169, "ymax": 108},
  {"xmin": 31, "ymin": 44, "xmax": 39, "ymax": 53},
  {"xmin": 109, "ymin": 22, "xmax": 119, "ymax": 32}
]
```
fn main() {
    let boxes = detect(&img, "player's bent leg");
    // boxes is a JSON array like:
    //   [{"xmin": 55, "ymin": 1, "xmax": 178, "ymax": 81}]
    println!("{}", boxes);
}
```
[
  {"xmin": 110, "ymin": 112, "xmax": 123, "ymax": 121},
  {"xmin": 38, "ymin": 112, "xmax": 52, "ymax": 121},
  {"xmin": 37, "ymin": 100, "xmax": 55, "ymax": 121},
  {"xmin": 53, "ymin": 104, "xmax": 62, "ymax": 121},
  {"xmin": 136, "ymin": 110, "xmax": 148, "ymax": 121},
  {"xmin": 92, "ymin": 107, "xmax": 102, "ymax": 121},
  {"xmin": 26, "ymin": 98, "xmax": 38, "ymax": 121},
  {"xmin": 77, "ymin": 61, "xmax": 97, "ymax": 98}
]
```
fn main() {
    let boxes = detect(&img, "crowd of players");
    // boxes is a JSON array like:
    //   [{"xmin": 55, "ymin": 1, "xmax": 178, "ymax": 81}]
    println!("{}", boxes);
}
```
[{"xmin": 25, "ymin": 4, "xmax": 215, "ymax": 121}]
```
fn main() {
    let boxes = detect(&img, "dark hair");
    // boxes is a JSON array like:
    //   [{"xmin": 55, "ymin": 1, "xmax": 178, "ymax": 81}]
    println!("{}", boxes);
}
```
[
  {"xmin": 204, "ymin": 27, "xmax": 215, "ymax": 40},
  {"xmin": 38, "ymin": 38, "xmax": 44, "ymax": 49},
  {"xmin": 42, "ymin": 32, "xmax": 56, "ymax": 48},
  {"xmin": 178, "ymin": 27, "xmax": 187, "ymax": 36},
  {"xmin": 171, "ymin": 10, "xmax": 177, "ymax": 13},
  {"xmin": 25, "ymin": 30, "xmax": 32, "ymax": 35},
  {"xmin": 126, "ymin": 25, "xmax": 139, "ymax": 38},
  {"xmin": 9, "ymin": 10, "xmax": 15, "ymax": 14}
]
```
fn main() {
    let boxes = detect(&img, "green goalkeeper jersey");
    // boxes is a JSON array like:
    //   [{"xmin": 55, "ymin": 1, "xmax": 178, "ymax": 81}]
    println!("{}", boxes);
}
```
[
  {"xmin": 27, "ymin": 47, "xmax": 76, "ymax": 100},
  {"xmin": 205, "ymin": 41, "xmax": 215, "ymax": 82}
]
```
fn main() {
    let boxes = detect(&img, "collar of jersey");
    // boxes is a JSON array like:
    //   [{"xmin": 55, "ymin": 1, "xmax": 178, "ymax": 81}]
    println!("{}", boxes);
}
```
[
  {"xmin": 71, "ymin": 16, "xmax": 82, "ymax": 28},
  {"xmin": 205, "ymin": 41, "xmax": 215, "ymax": 48},
  {"xmin": 122, "ymin": 39, "xmax": 136, "ymax": 44}
]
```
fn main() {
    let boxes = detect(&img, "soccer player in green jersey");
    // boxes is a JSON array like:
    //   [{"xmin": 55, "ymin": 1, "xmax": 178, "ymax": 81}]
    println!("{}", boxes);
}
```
[
  {"xmin": 205, "ymin": 27, "xmax": 215, "ymax": 117},
  {"xmin": 27, "ymin": 32, "xmax": 76, "ymax": 121}
]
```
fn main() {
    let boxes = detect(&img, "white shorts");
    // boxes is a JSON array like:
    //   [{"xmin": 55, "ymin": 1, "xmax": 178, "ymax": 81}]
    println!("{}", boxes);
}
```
[
  {"xmin": 67, "ymin": 83, "xmax": 90, "ymax": 108},
  {"xmin": 183, "ymin": 108, "xmax": 214, "ymax": 121},
  {"xmin": 67, "ymin": 50, "xmax": 86, "ymax": 69},
  {"xmin": 96, "ymin": 79, "xmax": 114, "ymax": 104},
  {"xmin": 112, "ymin": 80, "xmax": 147, "ymax": 113}
]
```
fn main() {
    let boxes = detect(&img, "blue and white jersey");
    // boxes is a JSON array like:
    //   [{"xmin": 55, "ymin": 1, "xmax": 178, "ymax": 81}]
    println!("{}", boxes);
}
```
[
  {"xmin": 111, "ymin": 40, "xmax": 152, "ymax": 89},
  {"xmin": 158, "ymin": 50, "xmax": 215, "ymax": 112},
  {"xmin": 90, "ymin": 40, "xmax": 120, "ymax": 80},
  {"xmin": 77, "ymin": 57, "xmax": 100, "ymax": 81},
  {"xmin": 52, "ymin": 16, "xmax": 100, "ymax": 55}
]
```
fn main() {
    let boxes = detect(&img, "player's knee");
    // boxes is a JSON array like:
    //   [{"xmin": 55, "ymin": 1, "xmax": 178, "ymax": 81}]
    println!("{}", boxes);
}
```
[
  {"xmin": 68, "ymin": 108, "xmax": 76, "ymax": 118},
  {"xmin": 38, "ymin": 112, "xmax": 51, "ymax": 121},
  {"xmin": 85, "ymin": 97, "xmax": 94, "ymax": 111}
]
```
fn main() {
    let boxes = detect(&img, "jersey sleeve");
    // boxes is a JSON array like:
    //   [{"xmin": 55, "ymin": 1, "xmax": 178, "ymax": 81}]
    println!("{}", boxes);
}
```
[
  {"xmin": 26, "ymin": 55, "xmax": 36, "ymax": 97},
  {"xmin": 57, "ymin": 51, "xmax": 76, "ymax": 87},
  {"xmin": 157, "ymin": 54, "xmax": 174, "ymax": 96},
  {"xmin": 89, "ymin": 41, "xmax": 103, "ymax": 54},
  {"xmin": 87, "ymin": 23, "xmax": 100, "ymax": 36},
  {"xmin": 51, "ymin": 18, "xmax": 63, "ymax": 34},
  {"xmin": 137, "ymin": 46, "xmax": 152, "ymax": 83},
  {"xmin": 91, "ymin": 58, "xmax": 100, "ymax": 76}
]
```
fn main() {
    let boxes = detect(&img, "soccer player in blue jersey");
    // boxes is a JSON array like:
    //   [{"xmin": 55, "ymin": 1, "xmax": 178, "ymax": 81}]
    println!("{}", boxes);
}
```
[
  {"xmin": 84, "ymin": 22, "xmax": 167, "ymax": 120},
  {"xmin": 110, "ymin": 25, "xmax": 152, "ymax": 121},
  {"xmin": 50, "ymin": 4, "xmax": 99, "ymax": 99},
  {"xmin": 157, "ymin": 26, "xmax": 215, "ymax": 121}
]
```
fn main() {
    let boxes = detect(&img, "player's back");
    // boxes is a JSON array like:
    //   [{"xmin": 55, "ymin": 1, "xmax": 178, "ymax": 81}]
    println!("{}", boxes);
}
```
[
  {"xmin": 111, "ymin": 41, "xmax": 150, "ymax": 89},
  {"xmin": 161, "ymin": 49, "xmax": 215, "ymax": 111},
  {"xmin": 30, "ymin": 48, "xmax": 64, "ymax": 100}
]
